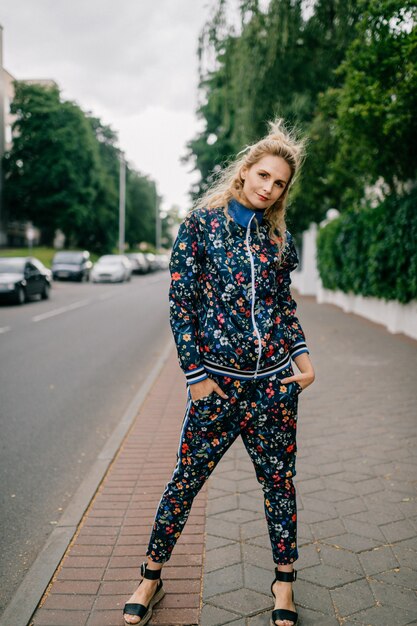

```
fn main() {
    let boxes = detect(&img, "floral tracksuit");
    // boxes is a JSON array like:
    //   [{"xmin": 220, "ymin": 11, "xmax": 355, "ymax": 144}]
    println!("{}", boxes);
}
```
[{"xmin": 146, "ymin": 198, "xmax": 310, "ymax": 565}]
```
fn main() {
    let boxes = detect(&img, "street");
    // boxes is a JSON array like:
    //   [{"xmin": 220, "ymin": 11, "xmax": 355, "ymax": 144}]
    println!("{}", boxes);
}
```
[{"xmin": 0, "ymin": 272, "xmax": 171, "ymax": 613}]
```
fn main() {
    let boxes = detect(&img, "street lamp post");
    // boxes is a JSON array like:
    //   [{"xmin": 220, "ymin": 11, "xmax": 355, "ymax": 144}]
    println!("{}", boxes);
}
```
[
  {"xmin": 155, "ymin": 184, "xmax": 161, "ymax": 252},
  {"xmin": 118, "ymin": 152, "xmax": 126, "ymax": 255}
]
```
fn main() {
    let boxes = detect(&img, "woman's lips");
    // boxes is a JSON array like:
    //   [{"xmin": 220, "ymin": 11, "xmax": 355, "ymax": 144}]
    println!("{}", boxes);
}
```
[{"xmin": 257, "ymin": 193, "xmax": 268, "ymax": 201}]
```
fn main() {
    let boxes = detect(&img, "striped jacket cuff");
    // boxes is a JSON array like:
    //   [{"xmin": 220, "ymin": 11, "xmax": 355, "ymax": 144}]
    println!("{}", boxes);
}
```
[
  {"xmin": 185, "ymin": 366, "xmax": 209, "ymax": 385},
  {"xmin": 290, "ymin": 341, "xmax": 310, "ymax": 359}
]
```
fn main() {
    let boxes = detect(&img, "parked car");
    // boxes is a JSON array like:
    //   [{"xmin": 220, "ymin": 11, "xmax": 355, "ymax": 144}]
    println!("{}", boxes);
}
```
[
  {"xmin": 126, "ymin": 252, "xmax": 150, "ymax": 274},
  {"xmin": 0, "ymin": 257, "xmax": 51, "ymax": 304},
  {"xmin": 144, "ymin": 252, "xmax": 158, "ymax": 272},
  {"xmin": 52, "ymin": 250, "xmax": 93, "ymax": 281},
  {"xmin": 91, "ymin": 255, "xmax": 132, "ymax": 283},
  {"xmin": 156, "ymin": 254, "xmax": 170, "ymax": 270}
]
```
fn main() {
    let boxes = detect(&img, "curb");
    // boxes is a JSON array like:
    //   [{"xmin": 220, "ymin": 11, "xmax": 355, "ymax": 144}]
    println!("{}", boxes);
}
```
[{"xmin": 0, "ymin": 339, "xmax": 175, "ymax": 626}]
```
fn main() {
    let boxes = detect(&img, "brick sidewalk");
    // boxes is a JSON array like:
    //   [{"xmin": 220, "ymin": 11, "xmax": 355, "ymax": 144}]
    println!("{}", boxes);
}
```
[
  {"xmin": 31, "ymin": 351, "xmax": 206, "ymax": 626},
  {"xmin": 200, "ymin": 297, "xmax": 417, "ymax": 625},
  {"xmin": 30, "ymin": 293, "xmax": 417, "ymax": 626}
]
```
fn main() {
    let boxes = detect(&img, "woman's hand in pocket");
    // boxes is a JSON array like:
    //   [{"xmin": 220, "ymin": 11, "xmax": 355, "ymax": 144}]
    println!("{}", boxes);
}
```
[
  {"xmin": 190, "ymin": 378, "xmax": 229, "ymax": 402},
  {"xmin": 281, "ymin": 353, "xmax": 315, "ymax": 391}
]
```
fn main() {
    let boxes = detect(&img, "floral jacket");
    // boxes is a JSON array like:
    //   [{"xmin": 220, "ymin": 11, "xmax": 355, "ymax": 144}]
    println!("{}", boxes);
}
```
[{"xmin": 169, "ymin": 197, "xmax": 309, "ymax": 386}]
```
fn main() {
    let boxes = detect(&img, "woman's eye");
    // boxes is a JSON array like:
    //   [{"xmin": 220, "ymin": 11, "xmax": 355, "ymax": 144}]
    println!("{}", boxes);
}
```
[{"xmin": 259, "ymin": 172, "xmax": 267, "ymax": 178}]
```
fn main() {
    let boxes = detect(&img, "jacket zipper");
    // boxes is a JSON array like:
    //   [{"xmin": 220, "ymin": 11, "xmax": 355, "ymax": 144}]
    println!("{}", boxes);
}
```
[{"xmin": 245, "ymin": 215, "xmax": 262, "ymax": 379}]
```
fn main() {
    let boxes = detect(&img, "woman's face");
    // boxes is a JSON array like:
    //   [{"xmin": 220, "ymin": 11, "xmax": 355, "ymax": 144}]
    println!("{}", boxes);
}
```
[{"xmin": 240, "ymin": 155, "xmax": 291, "ymax": 210}]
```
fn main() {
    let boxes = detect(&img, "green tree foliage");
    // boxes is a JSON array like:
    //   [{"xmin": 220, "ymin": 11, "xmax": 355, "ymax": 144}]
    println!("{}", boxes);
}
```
[
  {"xmin": 317, "ymin": 189, "xmax": 417, "ymax": 303},
  {"xmin": 3, "ymin": 83, "xmax": 164, "ymax": 252},
  {"xmin": 125, "ymin": 170, "xmax": 160, "ymax": 249},
  {"xmin": 184, "ymin": 0, "xmax": 362, "ymax": 225},
  {"xmin": 329, "ymin": 0, "xmax": 417, "ymax": 206},
  {"xmin": 4, "ymin": 83, "xmax": 103, "ymax": 247}
]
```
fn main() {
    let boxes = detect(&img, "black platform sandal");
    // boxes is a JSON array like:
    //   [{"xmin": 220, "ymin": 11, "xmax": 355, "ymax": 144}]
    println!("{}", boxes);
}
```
[
  {"xmin": 123, "ymin": 561, "xmax": 165, "ymax": 625},
  {"xmin": 270, "ymin": 568, "xmax": 298, "ymax": 626}
]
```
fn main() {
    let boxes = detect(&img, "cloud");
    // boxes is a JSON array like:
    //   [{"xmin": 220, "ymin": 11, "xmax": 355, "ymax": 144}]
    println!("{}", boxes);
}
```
[
  {"xmin": 3, "ymin": 1, "xmax": 210, "ymax": 114},
  {"xmin": 1, "ymin": 1, "xmax": 212, "ymax": 209}
]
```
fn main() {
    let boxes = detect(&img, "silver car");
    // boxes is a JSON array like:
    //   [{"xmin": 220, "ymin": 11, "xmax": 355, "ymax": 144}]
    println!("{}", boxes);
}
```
[{"xmin": 91, "ymin": 255, "xmax": 132, "ymax": 283}]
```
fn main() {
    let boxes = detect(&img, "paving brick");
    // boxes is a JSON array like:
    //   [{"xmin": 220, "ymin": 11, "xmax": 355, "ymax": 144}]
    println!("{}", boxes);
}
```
[
  {"xmin": 200, "ymin": 603, "xmax": 241, "ymax": 626},
  {"xmin": 203, "ymin": 563, "xmax": 243, "ymax": 599},
  {"xmin": 207, "ymin": 494, "xmax": 239, "ymax": 515},
  {"xmin": 241, "ymin": 544, "xmax": 274, "ymax": 570},
  {"xmin": 86, "ymin": 610, "xmax": 125, "ymax": 626},
  {"xmin": 296, "ymin": 544, "xmax": 321, "ymax": 570},
  {"xmin": 33, "ymin": 609, "xmax": 89, "ymax": 626},
  {"xmin": 295, "ymin": 579, "xmax": 334, "ymax": 616},
  {"xmin": 151, "ymin": 607, "xmax": 200, "ymax": 624},
  {"xmin": 321, "ymin": 532, "xmax": 382, "ymax": 553},
  {"xmin": 205, "ymin": 543, "xmax": 242, "ymax": 573},
  {"xmin": 369, "ymin": 579, "xmax": 417, "ymax": 613},
  {"xmin": 210, "ymin": 587, "xmax": 271, "ymax": 615},
  {"xmin": 380, "ymin": 519, "xmax": 417, "ymax": 542},
  {"xmin": 242, "ymin": 563, "xmax": 274, "ymax": 596},
  {"xmin": 40, "ymin": 594, "xmax": 96, "ymax": 611},
  {"xmin": 349, "ymin": 603, "xmax": 416, "ymax": 625},
  {"xmin": 299, "ymin": 563, "xmax": 362, "ymax": 589},
  {"xmin": 373, "ymin": 566, "xmax": 417, "ymax": 589},
  {"xmin": 310, "ymin": 517, "xmax": 346, "ymax": 539},
  {"xmin": 56, "ymin": 568, "xmax": 104, "ymax": 581},
  {"xmin": 47, "ymin": 581, "xmax": 101, "ymax": 595},
  {"xmin": 69, "ymin": 545, "xmax": 113, "ymax": 557},
  {"xmin": 317, "ymin": 544, "xmax": 362, "ymax": 574},
  {"xmin": 359, "ymin": 545, "xmax": 399, "ymax": 575},
  {"xmin": 330, "ymin": 579, "xmax": 374, "ymax": 617},
  {"xmin": 205, "ymin": 534, "xmax": 236, "ymax": 551},
  {"xmin": 64, "ymin": 556, "xmax": 110, "ymax": 569}
]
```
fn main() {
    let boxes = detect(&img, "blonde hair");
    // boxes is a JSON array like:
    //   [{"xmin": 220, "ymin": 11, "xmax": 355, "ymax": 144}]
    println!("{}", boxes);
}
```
[{"xmin": 191, "ymin": 117, "xmax": 307, "ymax": 257}]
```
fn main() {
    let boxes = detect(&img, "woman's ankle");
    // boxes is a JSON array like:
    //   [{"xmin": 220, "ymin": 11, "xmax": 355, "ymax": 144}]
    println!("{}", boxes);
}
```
[{"xmin": 146, "ymin": 557, "xmax": 163, "ymax": 571}]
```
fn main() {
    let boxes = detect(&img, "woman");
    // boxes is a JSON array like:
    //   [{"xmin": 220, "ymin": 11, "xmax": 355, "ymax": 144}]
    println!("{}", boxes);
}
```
[{"xmin": 123, "ymin": 118, "xmax": 315, "ymax": 626}]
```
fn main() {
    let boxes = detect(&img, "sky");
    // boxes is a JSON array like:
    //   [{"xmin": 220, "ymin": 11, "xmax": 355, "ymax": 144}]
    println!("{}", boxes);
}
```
[{"xmin": 0, "ymin": 1, "xmax": 217, "ymax": 214}]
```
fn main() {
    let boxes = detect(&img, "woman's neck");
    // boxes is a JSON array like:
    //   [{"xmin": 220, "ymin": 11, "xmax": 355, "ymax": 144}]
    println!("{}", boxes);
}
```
[{"xmin": 230, "ymin": 186, "xmax": 258, "ymax": 210}]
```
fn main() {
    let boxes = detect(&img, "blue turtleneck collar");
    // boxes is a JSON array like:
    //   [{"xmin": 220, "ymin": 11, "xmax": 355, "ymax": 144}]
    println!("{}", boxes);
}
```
[{"xmin": 228, "ymin": 197, "xmax": 265, "ymax": 228}]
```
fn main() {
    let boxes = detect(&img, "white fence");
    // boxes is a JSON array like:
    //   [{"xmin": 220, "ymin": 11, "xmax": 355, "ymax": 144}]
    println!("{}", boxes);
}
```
[{"xmin": 291, "ymin": 217, "xmax": 417, "ymax": 341}]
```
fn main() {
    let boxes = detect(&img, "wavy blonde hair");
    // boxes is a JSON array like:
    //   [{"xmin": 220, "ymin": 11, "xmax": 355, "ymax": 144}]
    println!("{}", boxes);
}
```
[{"xmin": 191, "ymin": 117, "xmax": 307, "ymax": 257}]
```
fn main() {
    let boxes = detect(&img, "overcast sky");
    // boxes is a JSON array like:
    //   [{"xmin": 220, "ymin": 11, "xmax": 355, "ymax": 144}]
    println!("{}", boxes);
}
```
[{"xmin": 1, "ymin": 1, "xmax": 216, "ymax": 214}]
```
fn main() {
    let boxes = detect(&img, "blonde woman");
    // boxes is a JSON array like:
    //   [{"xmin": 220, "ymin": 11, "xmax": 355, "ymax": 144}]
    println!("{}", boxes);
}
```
[{"xmin": 123, "ymin": 118, "xmax": 315, "ymax": 626}]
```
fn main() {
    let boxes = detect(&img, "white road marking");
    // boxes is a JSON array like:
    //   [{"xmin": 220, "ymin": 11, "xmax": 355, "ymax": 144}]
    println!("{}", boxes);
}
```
[
  {"xmin": 32, "ymin": 299, "xmax": 91, "ymax": 322},
  {"xmin": 0, "ymin": 326, "xmax": 11, "ymax": 334}
]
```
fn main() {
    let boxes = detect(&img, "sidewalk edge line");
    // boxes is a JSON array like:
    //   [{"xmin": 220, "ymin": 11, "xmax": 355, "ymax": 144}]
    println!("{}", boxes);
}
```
[{"xmin": 0, "ymin": 339, "xmax": 175, "ymax": 626}]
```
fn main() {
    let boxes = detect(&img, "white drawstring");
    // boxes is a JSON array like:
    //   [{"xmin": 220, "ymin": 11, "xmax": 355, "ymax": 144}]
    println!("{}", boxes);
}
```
[{"xmin": 245, "ymin": 215, "xmax": 262, "ymax": 379}]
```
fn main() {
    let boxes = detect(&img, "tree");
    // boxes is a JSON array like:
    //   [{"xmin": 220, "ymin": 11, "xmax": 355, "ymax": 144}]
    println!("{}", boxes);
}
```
[
  {"xmin": 3, "ymin": 84, "xmax": 163, "ymax": 252},
  {"xmin": 125, "ymin": 169, "xmax": 160, "ymax": 248},
  {"xmin": 184, "ymin": 0, "xmax": 363, "ymax": 231},
  {"xmin": 4, "ymin": 82, "xmax": 103, "ymax": 247},
  {"xmin": 329, "ymin": 0, "xmax": 417, "ymax": 205}
]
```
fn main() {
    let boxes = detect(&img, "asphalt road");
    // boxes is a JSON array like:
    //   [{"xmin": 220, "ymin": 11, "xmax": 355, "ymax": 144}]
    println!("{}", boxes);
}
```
[{"xmin": 0, "ymin": 271, "xmax": 172, "ymax": 613}]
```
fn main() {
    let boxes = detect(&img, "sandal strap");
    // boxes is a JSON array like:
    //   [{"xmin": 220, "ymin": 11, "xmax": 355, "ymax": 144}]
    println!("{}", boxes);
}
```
[
  {"xmin": 274, "ymin": 568, "xmax": 297, "ymax": 583},
  {"xmin": 123, "ymin": 602, "xmax": 149, "ymax": 618},
  {"xmin": 140, "ymin": 561, "xmax": 162, "ymax": 580},
  {"xmin": 272, "ymin": 608, "xmax": 298, "ymax": 623}
]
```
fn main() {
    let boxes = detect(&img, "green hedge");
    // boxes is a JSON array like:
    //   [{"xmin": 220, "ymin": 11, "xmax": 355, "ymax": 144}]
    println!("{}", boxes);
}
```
[{"xmin": 317, "ymin": 190, "xmax": 417, "ymax": 304}]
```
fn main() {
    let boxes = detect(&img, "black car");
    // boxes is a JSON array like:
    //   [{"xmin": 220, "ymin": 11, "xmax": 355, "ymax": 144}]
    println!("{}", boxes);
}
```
[
  {"xmin": 0, "ymin": 257, "xmax": 52, "ymax": 304},
  {"xmin": 52, "ymin": 250, "xmax": 92, "ymax": 281}
]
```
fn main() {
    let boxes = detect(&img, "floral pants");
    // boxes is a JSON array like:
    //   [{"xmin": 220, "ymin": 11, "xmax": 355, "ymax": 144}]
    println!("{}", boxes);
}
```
[{"xmin": 146, "ymin": 366, "xmax": 302, "ymax": 565}]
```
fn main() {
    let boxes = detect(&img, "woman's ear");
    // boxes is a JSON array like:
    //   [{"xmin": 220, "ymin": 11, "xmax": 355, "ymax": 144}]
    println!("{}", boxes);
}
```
[{"xmin": 240, "ymin": 165, "xmax": 247, "ymax": 181}]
